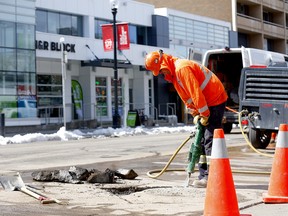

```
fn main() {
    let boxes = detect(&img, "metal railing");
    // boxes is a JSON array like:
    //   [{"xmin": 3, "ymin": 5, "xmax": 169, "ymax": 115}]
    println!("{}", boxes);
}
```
[
  {"xmin": 124, "ymin": 103, "xmax": 159, "ymax": 118},
  {"xmin": 36, "ymin": 102, "xmax": 176, "ymax": 127},
  {"xmin": 38, "ymin": 106, "xmax": 63, "ymax": 125},
  {"xmin": 95, "ymin": 105, "xmax": 105, "ymax": 127},
  {"xmin": 38, "ymin": 103, "xmax": 97, "ymax": 125},
  {"xmin": 123, "ymin": 103, "xmax": 159, "ymax": 126},
  {"xmin": 158, "ymin": 103, "xmax": 176, "ymax": 116}
]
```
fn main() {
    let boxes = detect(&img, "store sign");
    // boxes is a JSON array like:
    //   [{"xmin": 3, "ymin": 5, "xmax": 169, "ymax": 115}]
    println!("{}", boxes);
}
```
[
  {"xmin": 35, "ymin": 40, "xmax": 76, "ymax": 53},
  {"xmin": 71, "ymin": 80, "xmax": 83, "ymax": 120}
]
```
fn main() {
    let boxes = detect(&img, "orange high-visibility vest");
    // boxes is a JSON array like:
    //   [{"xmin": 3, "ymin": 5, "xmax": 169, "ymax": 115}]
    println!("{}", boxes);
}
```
[{"xmin": 172, "ymin": 59, "xmax": 227, "ymax": 117}]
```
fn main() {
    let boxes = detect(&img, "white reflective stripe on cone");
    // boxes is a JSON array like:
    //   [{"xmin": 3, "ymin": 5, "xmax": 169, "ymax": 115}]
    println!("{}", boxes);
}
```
[
  {"xmin": 276, "ymin": 130, "xmax": 288, "ymax": 148},
  {"xmin": 211, "ymin": 138, "xmax": 228, "ymax": 159}
]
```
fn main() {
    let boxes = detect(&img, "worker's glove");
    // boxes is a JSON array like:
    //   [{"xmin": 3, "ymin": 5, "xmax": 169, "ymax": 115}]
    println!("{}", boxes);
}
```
[
  {"xmin": 200, "ymin": 116, "xmax": 209, "ymax": 126},
  {"xmin": 193, "ymin": 115, "xmax": 209, "ymax": 126},
  {"xmin": 193, "ymin": 115, "xmax": 200, "ymax": 125}
]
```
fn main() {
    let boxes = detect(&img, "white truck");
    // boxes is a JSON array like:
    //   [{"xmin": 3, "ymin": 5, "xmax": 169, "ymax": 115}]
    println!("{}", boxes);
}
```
[{"xmin": 201, "ymin": 46, "xmax": 288, "ymax": 136}]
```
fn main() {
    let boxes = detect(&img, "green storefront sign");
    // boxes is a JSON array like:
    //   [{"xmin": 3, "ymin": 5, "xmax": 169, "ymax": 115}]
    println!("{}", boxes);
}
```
[{"xmin": 71, "ymin": 80, "xmax": 83, "ymax": 120}]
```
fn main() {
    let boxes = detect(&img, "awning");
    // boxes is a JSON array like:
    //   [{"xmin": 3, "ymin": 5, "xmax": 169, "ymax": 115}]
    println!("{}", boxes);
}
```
[{"xmin": 81, "ymin": 59, "xmax": 133, "ymax": 69}]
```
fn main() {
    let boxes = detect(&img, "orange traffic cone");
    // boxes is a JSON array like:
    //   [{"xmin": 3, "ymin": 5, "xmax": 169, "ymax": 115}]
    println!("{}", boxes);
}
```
[
  {"xmin": 263, "ymin": 124, "xmax": 288, "ymax": 203},
  {"xmin": 204, "ymin": 129, "xmax": 251, "ymax": 216}
]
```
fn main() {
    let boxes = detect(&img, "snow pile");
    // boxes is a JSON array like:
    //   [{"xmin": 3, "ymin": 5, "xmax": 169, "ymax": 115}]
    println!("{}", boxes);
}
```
[{"xmin": 0, "ymin": 125, "xmax": 196, "ymax": 145}]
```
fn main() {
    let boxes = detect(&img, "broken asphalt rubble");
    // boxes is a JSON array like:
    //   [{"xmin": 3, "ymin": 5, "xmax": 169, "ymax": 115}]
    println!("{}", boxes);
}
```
[{"xmin": 31, "ymin": 166, "xmax": 138, "ymax": 184}]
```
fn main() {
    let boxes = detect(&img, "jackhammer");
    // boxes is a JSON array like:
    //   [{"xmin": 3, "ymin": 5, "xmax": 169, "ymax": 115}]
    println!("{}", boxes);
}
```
[
  {"xmin": 146, "ymin": 121, "xmax": 205, "ymax": 185},
  {"xmin": 185, "ymin": 121, "xmax": 204, "ymax": 187}
]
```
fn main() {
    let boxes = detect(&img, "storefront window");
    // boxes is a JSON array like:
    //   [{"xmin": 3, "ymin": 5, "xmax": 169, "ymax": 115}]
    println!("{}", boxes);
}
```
[
  {"xmin": 59, "ymin": 14, "xmax": 72, "ymax": 35},
  {"xmin": 0, "ymin": 21, "xmax": 15, "ymax": 48},
  {"xmin": 0, "ymin": 72, "xmax": 17, "ymax": 95},
  {"xmin": 17, "ymin": 73, "xmax": 36, "ymax": 95},
  {"xmin": 17, "ymin": 50, "xmax": 35, "ymax": 72},
  {"xmin": 36, "ymin": 10, "xmax": 47, "ymax": 32},
  {"xmin": 128, "ymin": 25, "xmax": 148, "ymax": 45},
  {"xmin": 17, "ymin": 95, "xmax": 37, "ymax": 118},
  {"xmin": 129, "ymin": 25, "xmax": 137, "ymax": 44},
  {"xmin": 0, "ymin": 48, "xmax": 16, "ymax": 71},
  {"xmin": 136, "ymin": 26, "xmax": 148, "ymax": 45},
  {"xmin": 169, "ymin": 15, "xmax": 229, "ymax": 53},
  {"xmin": 48, "ymin": 11, "xmax": 60, "ymax": 34},
  {"xmin": 36, "ymin": 9, "xmax": 83, "ymax": 37},
  {"xmin": 0, "ymin": 20, "xmax": 36, "ymax": 119},
  {"xmin": 17, "ymin": 23, "xmax": 35, "ymax": 49},
  {"xmin": 0, "ymin": 96, "xmax": 17, "ymax": 118},
  {"xmin": 72, "ymin": 15, "xmax": 82, "ymax": 36},
  {"xmin": 96, "ymin": 77, "xmax": 108, "ymax": 116},
  {"xmin": 37, "ymin": 75, "xmax": 63, "ymax": 118},
  {"xmin": 0, "ymin": 95, "xmax": 35, "ymax": 118},
  {"xmin": 94, "ymin": 19, "xmax": 110, "ymax": 39}
]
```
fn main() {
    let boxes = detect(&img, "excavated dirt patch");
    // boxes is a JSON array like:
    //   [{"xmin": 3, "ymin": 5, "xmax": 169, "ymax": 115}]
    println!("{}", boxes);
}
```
[{"xmin": 102, "ymin": 185, "xmax": 172, "ymax": 195}]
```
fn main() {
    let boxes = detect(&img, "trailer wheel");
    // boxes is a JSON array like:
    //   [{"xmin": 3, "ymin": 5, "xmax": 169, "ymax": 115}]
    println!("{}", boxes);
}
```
[
  {"xmin": 248, "ymin": 128, "xmax": 271, "ymax": 149},
  {"xmin": 223, "ymin": 123, "xmax": 232, "ymax": 134}
]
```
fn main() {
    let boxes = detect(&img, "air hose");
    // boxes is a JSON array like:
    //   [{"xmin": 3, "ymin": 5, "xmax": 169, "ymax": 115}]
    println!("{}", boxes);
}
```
[
  {"xmin": 237, "ymin": 109, "xmax": 274, "ymax": 158},
  {"xmin": 146, "ymin": 106, "xmax": 272, "ymax": 179},
  {"xmin": 146, "ymin": 135, "xmax": 192, "ymax": 178}
]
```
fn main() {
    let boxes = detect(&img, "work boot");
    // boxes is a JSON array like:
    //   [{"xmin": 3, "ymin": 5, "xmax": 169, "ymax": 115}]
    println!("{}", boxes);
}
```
[{"xmin": 192, "ymin": 178, "xmax": 207, "ymax": 188}]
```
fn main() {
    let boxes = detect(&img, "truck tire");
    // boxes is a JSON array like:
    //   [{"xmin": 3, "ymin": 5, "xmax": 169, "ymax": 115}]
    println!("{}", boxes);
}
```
[
  {"xmin": 223, "ymin": 123, "xmax": 232, "ymax": 134},
  {"xmin": 248, "ymin": 128, "xmax": 271, "ymax": 149}
]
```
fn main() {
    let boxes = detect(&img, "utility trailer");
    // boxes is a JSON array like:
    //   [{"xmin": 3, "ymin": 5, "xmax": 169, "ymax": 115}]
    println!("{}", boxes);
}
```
[
  {"xmin": 238, "ymin": 67, "xmax": 288, "ymax": 149},
  {"xmin": 202, "ymin": 46, "xmax": 288, "ymax": 133}
]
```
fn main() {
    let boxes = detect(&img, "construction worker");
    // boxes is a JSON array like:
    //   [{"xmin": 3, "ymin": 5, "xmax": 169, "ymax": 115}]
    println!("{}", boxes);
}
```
[{"xmin": 145, "ymin": 50, "xmax": 228, "ymax": 188}]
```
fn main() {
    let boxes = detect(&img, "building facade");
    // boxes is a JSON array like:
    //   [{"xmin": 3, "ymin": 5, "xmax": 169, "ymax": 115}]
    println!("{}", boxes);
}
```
[
  {"xmin": 0, "ymin": 0, "xmax": 160, "ymax": 127},
  {"xmin": 0, "ymin": 0, "xmax": 231, "ymax": 128},
  {"xmin": 0, "ymin": 0, "xmax": 37, "ymax": 126},
  {"xmin": 137, "ymin": 0, "xmax": 288, "ymax": 54},
  {"xmin": 152, "ymin": 8, "xmax": 230, "ymax": 122}
]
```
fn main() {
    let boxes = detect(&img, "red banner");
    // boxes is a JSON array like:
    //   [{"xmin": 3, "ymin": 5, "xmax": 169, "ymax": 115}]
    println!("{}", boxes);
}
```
[
  {"xmin": 101, "ymin": 23, "xmax": 130, "ymax": 51},
  {"xmin": 101, "ymin": 24, "xmax": 114, "ymax": 52},
  {"xmin": 117, "ymin": 23, "xmax": 130, "ymax": 50}
]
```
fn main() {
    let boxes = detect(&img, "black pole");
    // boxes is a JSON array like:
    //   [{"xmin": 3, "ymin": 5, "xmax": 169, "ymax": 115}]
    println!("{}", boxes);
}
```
[
  {"xmin": 112, "ymin": 7, "xmax": 121, "ymax": 128},
  {"xmin": 0, "ymin": 113, "xmax": 5, "ymax": 137}
]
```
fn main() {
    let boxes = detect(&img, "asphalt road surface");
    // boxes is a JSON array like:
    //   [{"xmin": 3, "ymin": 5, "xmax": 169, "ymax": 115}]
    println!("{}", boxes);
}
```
[{"xmin": 0, "ymin": 128, "xmax": 287, "ymax": 215}]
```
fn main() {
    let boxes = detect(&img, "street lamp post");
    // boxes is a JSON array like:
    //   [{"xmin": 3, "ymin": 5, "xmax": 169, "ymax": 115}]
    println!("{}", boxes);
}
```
[
  {"xmin": 110, "ymin": 0, "xmax": 121, "ymax": 128},
  {"xmin": 60, "ymin": 37, "xmax": 67, "ymax": 130}
]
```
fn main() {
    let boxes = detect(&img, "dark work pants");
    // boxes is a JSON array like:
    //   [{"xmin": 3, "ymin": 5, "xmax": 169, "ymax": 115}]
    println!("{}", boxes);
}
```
[{"xmin": 198, "ymin": 101, "xmax": 226, "ymax": 180}]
